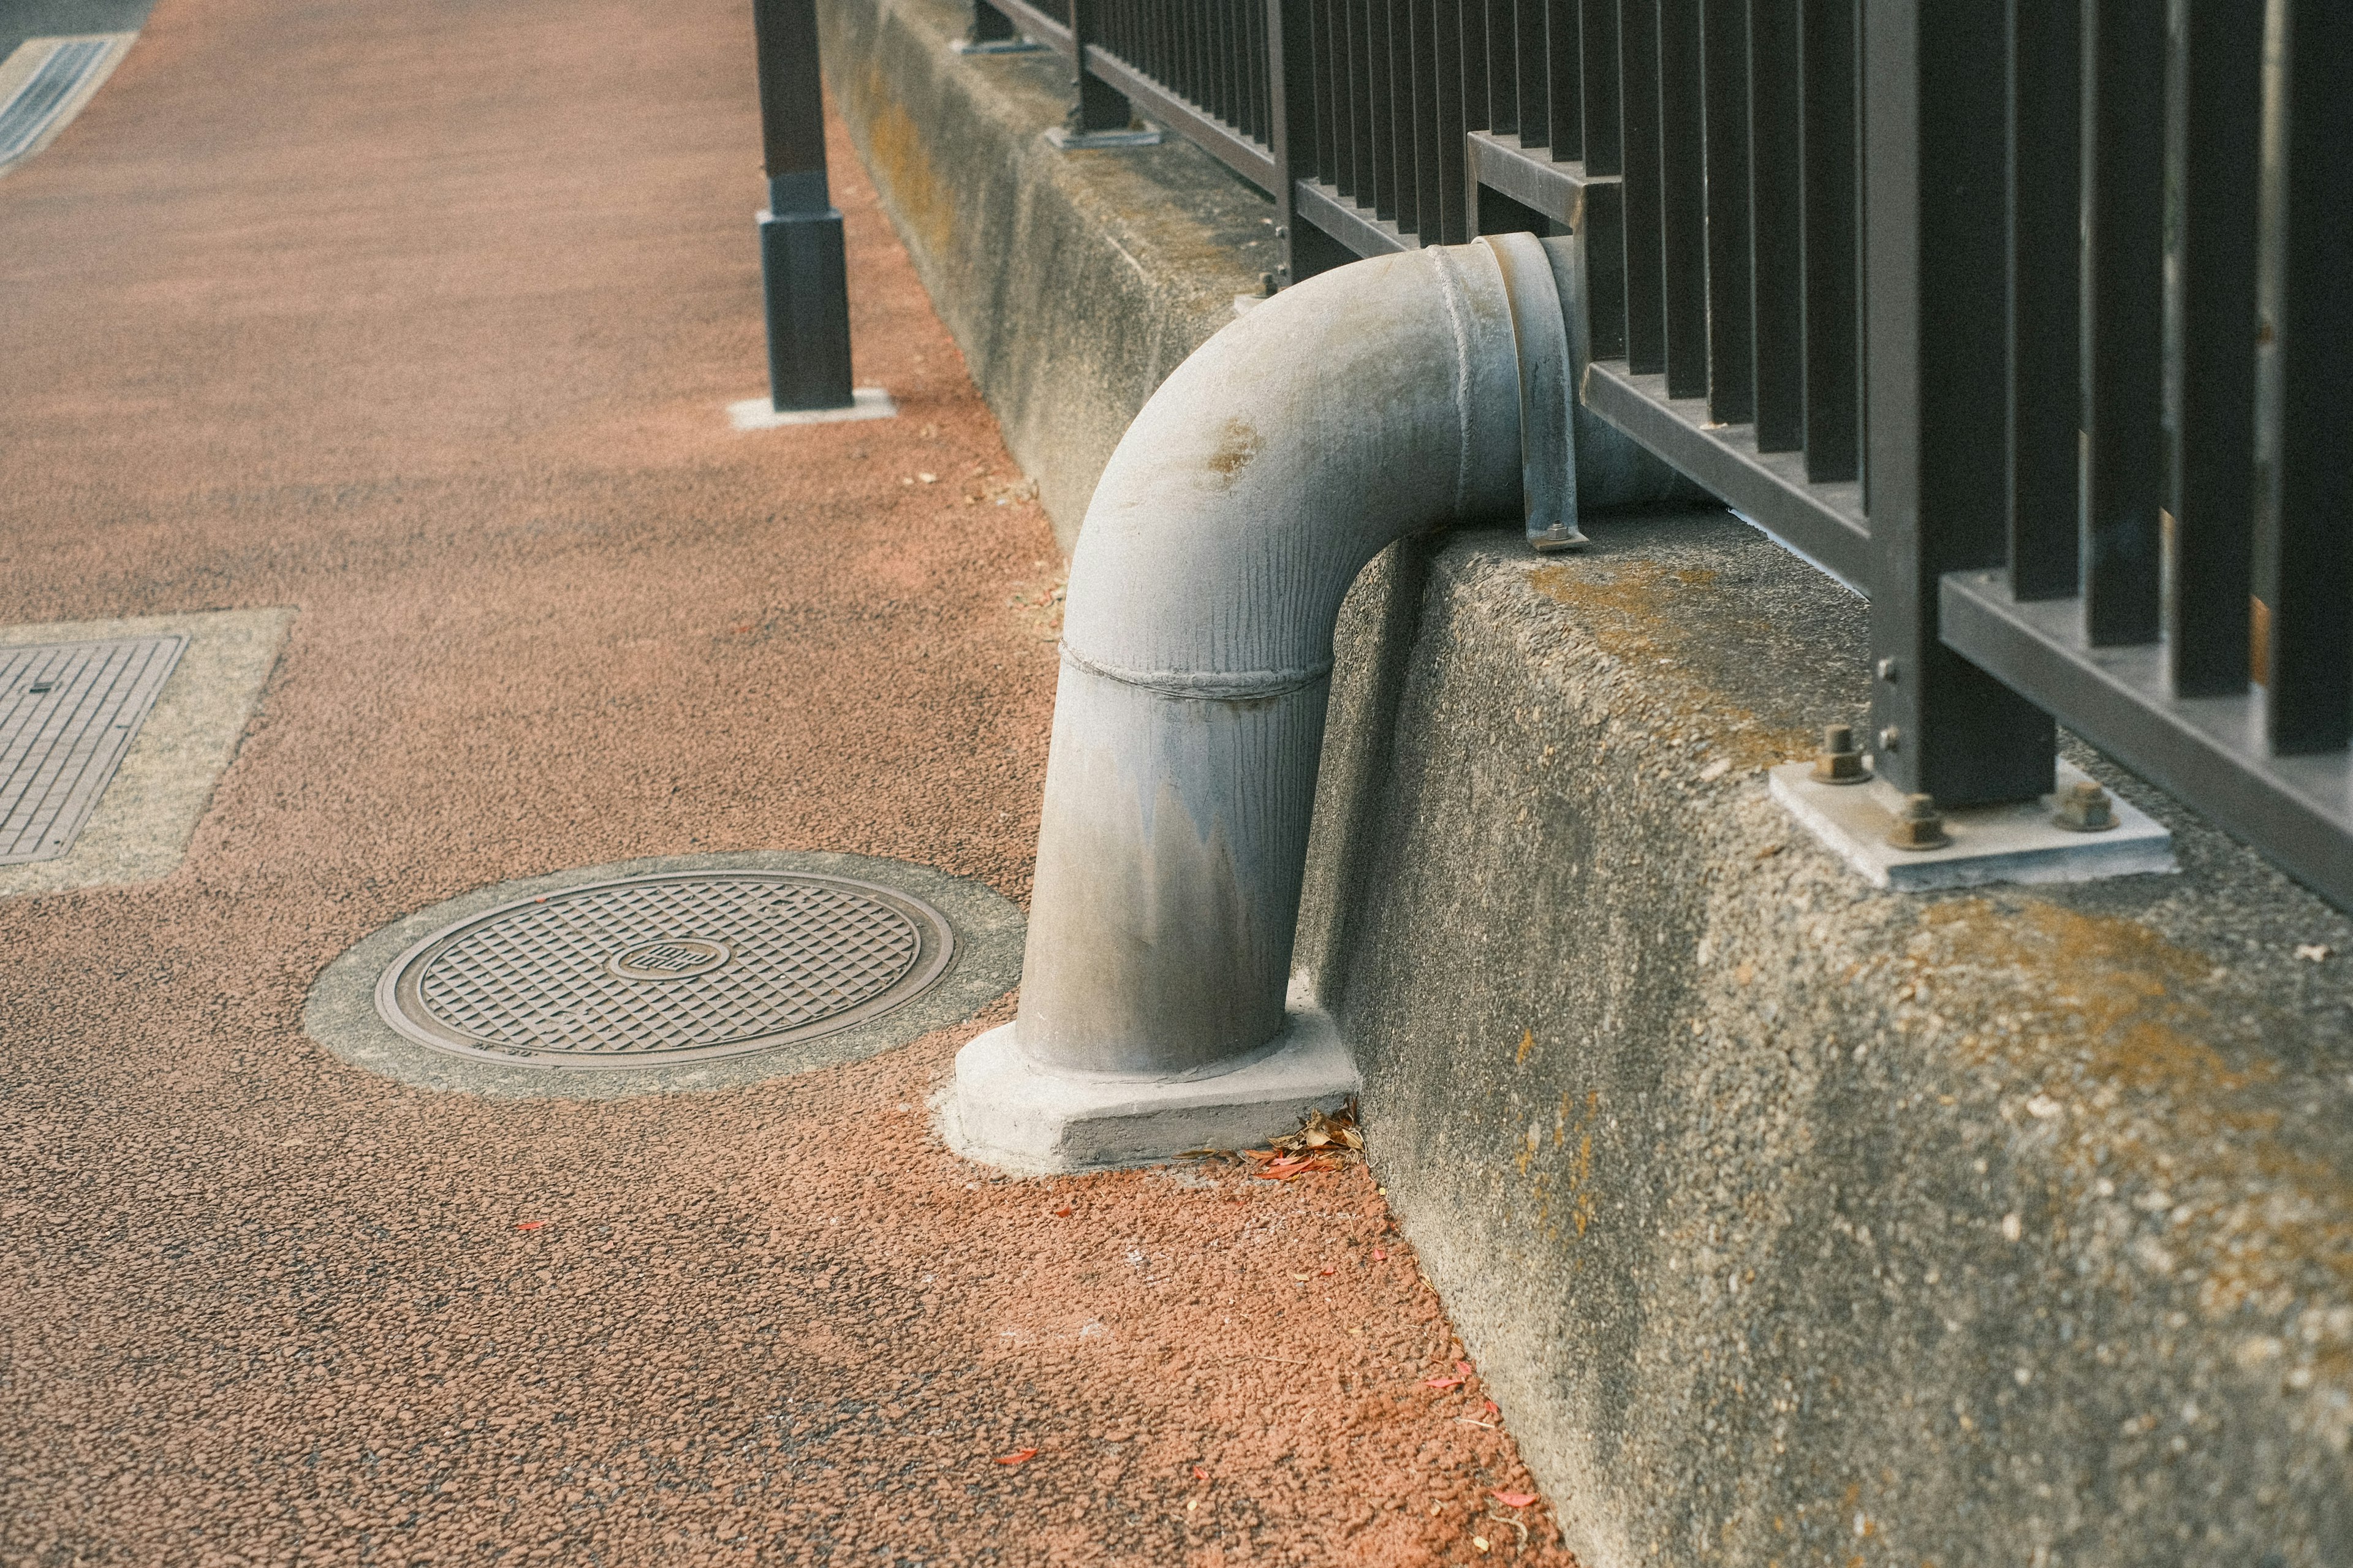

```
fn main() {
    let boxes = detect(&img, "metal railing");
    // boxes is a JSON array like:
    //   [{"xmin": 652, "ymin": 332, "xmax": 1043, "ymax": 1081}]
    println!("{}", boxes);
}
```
[{"xmin": 963, "ymin": 0, "xmax": 2353, "ymax": 912}]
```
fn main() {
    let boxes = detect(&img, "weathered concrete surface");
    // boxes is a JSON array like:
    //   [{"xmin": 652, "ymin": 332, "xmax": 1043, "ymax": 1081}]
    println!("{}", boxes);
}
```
[
  {"xmin": 1298, "ymin": 518, "xmax": 2353, "ymax": 1568},
  {"xmin": 824, "ymin": 4, "xmax": 2353, "ymax": 1556},
  {"xmin": 816, "ymin": 0, "xmax": 1274, "ymax": 551}
]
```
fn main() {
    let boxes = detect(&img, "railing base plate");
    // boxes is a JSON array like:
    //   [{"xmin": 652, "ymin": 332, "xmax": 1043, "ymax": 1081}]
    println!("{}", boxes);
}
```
[
  {"xmin": 1768, "ymin": 759, "xmax": 2175, "ymax": 893},
  {"xmin": 1042, "ymin": 125, "xmax": 1164, "ymax": 151}
]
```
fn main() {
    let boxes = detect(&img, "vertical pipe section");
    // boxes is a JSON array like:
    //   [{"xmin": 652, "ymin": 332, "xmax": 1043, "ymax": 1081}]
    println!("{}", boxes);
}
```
[
  {"xmin": 1015, "ymin": 243, "xmax": 1528, "ymax": 1073},
  {"xmin": 1658, "ymin": 0, "xmax": 1707, "ymax": 398},
  {"xmin": 2268, "ymin": 1, "xmax": 2352, "ymax": 752},
  {"xmin": 2005, "ymin": 0, "xmax": 2082, "ymax": 600},
  {"xmin": 753, "ymin": 0, "xmax": 854, "ymax": 412},
  {"xmin": 2082, "ymin": 0, "xmax": 2165, "ymax": 646}
]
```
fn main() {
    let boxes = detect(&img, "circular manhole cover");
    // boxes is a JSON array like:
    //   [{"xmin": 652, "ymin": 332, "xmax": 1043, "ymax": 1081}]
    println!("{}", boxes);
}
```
[{"xmin": 374, "ymin": 871, "xmax": 953, "ymax": 1069}]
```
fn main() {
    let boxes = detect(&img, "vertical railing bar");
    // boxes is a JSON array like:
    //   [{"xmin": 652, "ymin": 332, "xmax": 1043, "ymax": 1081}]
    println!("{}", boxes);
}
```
[
  {"xmin": 1517, "ymin": 0, "xmax": 1550, "ymax": 145},
  {"xmin": 2267, "ymin": 0, "xmax": 2353, "ymax": 752},
  {"xmin": 1461, "ymin": 0, "xmax": 1490, "ymax": 137},
  {"xmin": 1548, "ymin": 0, "xmax": 1584, "ymax": 158},
  {"xmin": 1619, "ymin": 0, "xmax": 1667, "ymax": 375},
  {"xmin": 1433, "ymin": 0, "xmax": 1471, "ymax": 242},
  {"xmin": 2170, "ymin": 0, "xmax": 2262, "ymax": 695},
  {"xmin": 2004, "ymin": 0, "xmax": 2083, "ymax": 601},
  {"xmin": 1702, "ymin": 0, "xmax": 1754, "ymax": 422},
  {"xmin": 1578, "ymin": 0, "xmax": 1626, "ymax": 357},
  {"xmin": 1368, "ymin": 0, "xmax": 1397, "ymax": 218},
  {"xmin": 1798, "ymin": 0, "xmax": 1859, "ymax": 483},
  {"xmin": 1313, "ymin": 0, "xmax": 1341, "ymax": 184},
  {"xmin": 1410, "ymin": 0, "xmax": 1442, "ymax": 238},
  {"xmin": 1658, "ymin": 0, "xmax": 1708, "ymax": 397},
  {"xmin": 1490, "ymin": 0, "xmax": 1520, "ymax": 135},
  {"xmin": 2082, "ymin": 0, "xmax": 2166, "ymax": 646},
  {"xmin": 1578, "ymin": 0, "xmax": 1621, "ymax": 172},
  {"xmin": 1748, "ymin": 0, "xmax": 1803, "ymax": 450},
  {"xmin": 1350, "ymin": 0, "xmax": 1376, "ymax": 203},
  {"xmin": 1395, "ymin": 0, "xmax": 1423, "ymax": 232}
]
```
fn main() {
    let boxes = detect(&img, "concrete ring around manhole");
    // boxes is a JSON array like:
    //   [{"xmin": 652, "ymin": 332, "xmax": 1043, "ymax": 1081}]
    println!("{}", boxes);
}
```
[{"xmin": 305, "ymin": 850, "xmax": 1024, "ymax": 1099}]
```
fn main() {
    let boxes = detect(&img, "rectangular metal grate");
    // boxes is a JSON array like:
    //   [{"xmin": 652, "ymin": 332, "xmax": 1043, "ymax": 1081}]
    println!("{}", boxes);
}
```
[
  {"xmin": 1, "ymin": 637, "xmax": 187, "ymax": 865},
  {"xmin": 0, "ymin": 39, "xmax": 110, "ymax": 164}
]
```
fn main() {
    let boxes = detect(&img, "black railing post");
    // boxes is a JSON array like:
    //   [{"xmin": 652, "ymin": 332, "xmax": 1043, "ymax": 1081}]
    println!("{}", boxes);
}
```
[
  {"xmin": 752, "ymin": 0, "xmax": 854, "ymax": 412},
  {"xmin": 1267, "ymin": 0, "xmax": 1345, "ymax": 286},
  {"xmin": 1066, "ymin": 0, "xmax": 1131, "ymax": 137},
  {"xmin": 955, "ymin": 1, "xmax": 1042, "ymax": 53},
  {"xmin": 1863, "ymin": 0, "xmax": 2053, "ymax": 806}
]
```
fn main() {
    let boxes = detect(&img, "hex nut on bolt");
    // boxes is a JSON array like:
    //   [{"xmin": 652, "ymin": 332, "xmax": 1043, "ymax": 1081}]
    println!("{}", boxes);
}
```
[
  {"xmin": 1811, "ymin": 722, "xmax": 1869, "ymax": 785},
  {"xmin": 2054, "ymin": 779, "xmax": 2119, "ymax": 831},
  {"xmin": 1886, "ymin": 792, "xmax": 1952, "ymax": 851}
]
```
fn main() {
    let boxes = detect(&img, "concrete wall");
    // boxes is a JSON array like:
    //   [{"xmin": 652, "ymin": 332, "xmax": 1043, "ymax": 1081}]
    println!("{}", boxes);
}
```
[{"xmin": 825, "ymin": 3, "xmax": 2353, "ymax": 1562}]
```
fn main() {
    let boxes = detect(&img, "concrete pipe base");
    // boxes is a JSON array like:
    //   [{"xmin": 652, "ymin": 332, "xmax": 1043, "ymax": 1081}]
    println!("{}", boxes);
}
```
[{"xmin": 944, "ymin": 986, "xmax": 1358, "ymax": 1175}]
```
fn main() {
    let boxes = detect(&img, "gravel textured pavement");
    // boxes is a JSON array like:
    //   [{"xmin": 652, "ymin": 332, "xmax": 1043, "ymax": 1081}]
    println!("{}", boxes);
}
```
[{"xmin": 0, "ymin": 0, "xmax": 1577, "ymax": 1561}]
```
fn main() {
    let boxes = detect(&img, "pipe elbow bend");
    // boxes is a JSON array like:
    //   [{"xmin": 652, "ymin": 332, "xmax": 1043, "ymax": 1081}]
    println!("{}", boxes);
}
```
[{"xmin": 1017, "ymin": 234, "xmax": 1627, "ymax": 1077}]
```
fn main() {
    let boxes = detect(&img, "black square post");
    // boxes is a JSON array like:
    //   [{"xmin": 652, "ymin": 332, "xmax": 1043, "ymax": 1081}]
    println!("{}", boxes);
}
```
[{"xmin": 754, "ymin": 0, "xmax": 854, "ymax": 412}]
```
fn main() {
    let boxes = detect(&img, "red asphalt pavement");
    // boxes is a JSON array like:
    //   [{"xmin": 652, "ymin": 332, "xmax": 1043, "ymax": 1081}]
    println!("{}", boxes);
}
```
[{"xmin": 0, "ymin": 1, "xmax": 1578, "ymax": 1561}]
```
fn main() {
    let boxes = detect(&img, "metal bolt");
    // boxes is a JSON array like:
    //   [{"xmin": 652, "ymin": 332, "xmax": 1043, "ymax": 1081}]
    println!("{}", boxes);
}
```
[
  {"xmin": 1811, "ymin": 722, "xmax": 1868, "ymax": 785},
  {"xmin": 1886, "ymin": 792, "xmax": 1952, "ymax": 851},
  {"xmin": 1877, "ymin": 725, "xmax": 1902, "ymax": 754},
  {"xmin": 2053, "ymin": 779, "xmax": 2118, "ymax": 832}
]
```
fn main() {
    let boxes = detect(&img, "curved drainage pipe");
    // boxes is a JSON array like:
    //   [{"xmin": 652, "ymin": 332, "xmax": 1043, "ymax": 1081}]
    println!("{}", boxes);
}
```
[{"xmin": 949, "ymin": 233, "xmax": 1686, "ymax": 1172}]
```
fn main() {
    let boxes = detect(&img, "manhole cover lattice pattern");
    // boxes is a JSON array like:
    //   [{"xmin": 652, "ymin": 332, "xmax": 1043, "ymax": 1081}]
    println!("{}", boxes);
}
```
[{"xmin": 376, "ymin": 873, "xmax": 953, "ymax": 1069}]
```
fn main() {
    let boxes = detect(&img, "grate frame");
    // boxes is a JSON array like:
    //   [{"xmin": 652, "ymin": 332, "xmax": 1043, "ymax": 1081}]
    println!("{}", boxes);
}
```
[
  {"xmin": 374, "ymin": 871, "xmax": 955, "ymax": 1069},
  {"xmin": 1, "ymin": 635, "xmax": 189, "ymax": 866}
]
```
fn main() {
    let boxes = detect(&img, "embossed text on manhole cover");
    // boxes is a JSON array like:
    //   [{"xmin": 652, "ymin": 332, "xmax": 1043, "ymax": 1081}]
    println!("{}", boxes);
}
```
[
  {"xmin": 2, "ymin": 636, "xmax": 188, "ymax": 866},
  {"xmin": 374, "ymin": 872, "xmax": 953, "ymax": 1068}
]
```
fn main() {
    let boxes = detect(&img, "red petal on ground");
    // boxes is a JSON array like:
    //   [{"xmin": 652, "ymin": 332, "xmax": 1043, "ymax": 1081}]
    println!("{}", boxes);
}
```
[
  {"xmin": 1425, "ymin": 1376, "xmax": 1464, "ymax": 1390},
  {"xmin": 1192, "ymin": 1466, "xmax": 1210, "ymax": 1480},
  {"xmin": 1373, "ymin": 1249, "xmax": 1387, "ymax": 1261},
  {"xmin": 995, "ymin": 1448, "xmax": 1038, "ymax": 1465},
  {"xmin": 513, "ymin": 1221, "xmax": 545, "ymax": 1231},
  {"xmin": 1494, "ymin": 1491, "xmax": 1539, "ymax": 1508},
  {"xmin": 1455, "ymin": 1360, "xmax": 1474, "ymax": 1374}
]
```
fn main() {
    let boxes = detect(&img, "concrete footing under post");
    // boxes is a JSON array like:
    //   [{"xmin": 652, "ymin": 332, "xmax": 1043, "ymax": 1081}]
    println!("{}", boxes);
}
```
[{"xmin": 944, "ymin": 983, "xmax": 1358, "ymax": 1174}]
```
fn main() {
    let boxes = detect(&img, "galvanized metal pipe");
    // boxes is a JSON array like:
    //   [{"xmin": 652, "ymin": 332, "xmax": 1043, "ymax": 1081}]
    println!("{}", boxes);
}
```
[{"xmin": 1011, "ymin": 233, "xmax": 1675, "ymax": 1078}]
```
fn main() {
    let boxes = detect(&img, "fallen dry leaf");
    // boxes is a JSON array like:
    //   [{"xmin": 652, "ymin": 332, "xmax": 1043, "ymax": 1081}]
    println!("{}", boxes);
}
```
[{"xmin": 995, "ymin": 1448, "xmax": 1038, "ymax": 1466}]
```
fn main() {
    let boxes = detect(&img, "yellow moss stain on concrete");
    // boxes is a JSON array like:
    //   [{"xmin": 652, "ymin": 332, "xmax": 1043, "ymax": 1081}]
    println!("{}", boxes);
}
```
[
  {"xmin": 1898, "ymin": 896, "xmax": 2353, "ymax": 1351},
  {"xmin": 1525, "ymin": 559, "xmax": 1817, "ymax": 770},
  {"xmin": 858, "ymin": 61, "xmax": 956, "ymax": 261}
]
